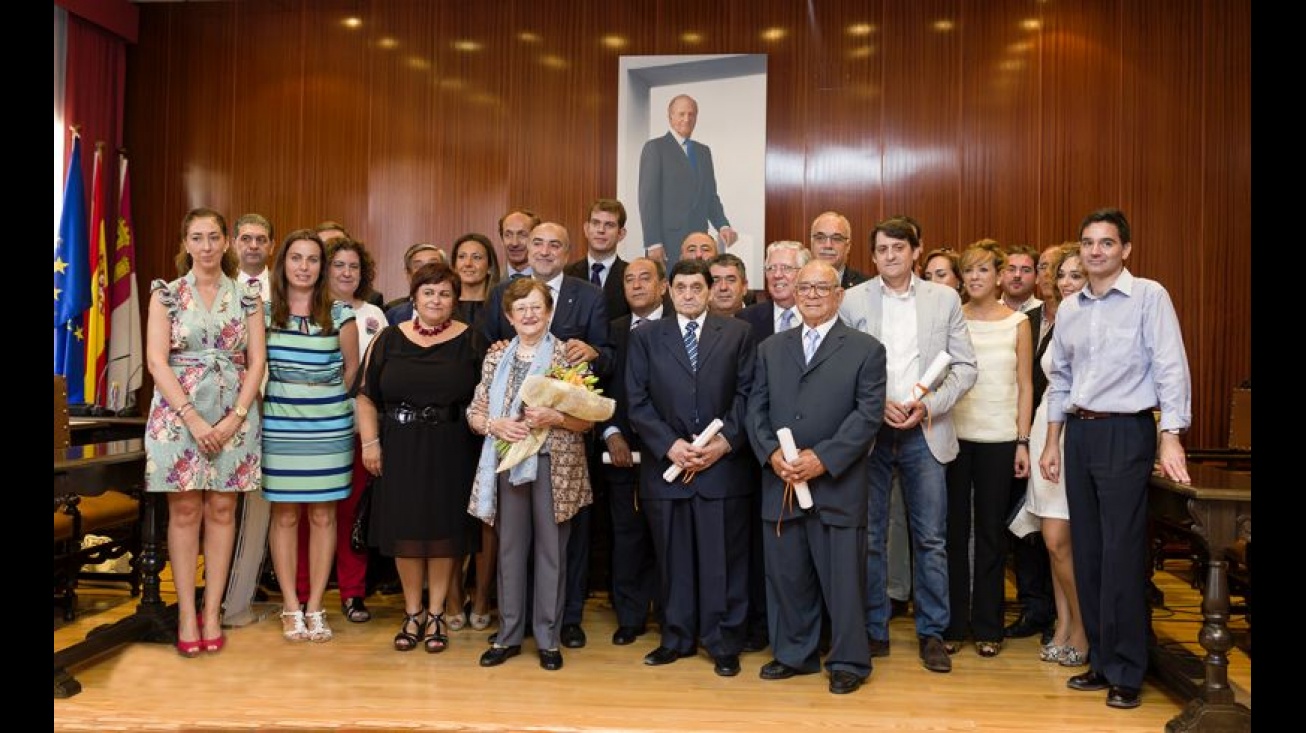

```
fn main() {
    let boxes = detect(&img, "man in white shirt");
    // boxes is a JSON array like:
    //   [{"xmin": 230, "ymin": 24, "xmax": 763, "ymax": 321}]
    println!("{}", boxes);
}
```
[
  {"xmin": 499, "ymin": 208, "xmax": 540, "ymax": 280},
  {"xmin": 737, "ymin": 241, "xmax": 811, "ymax": 341},
  {"xmin": 224, "ymin": 212, "xmax": 274, "ymax": 626},
  {"xmin": 564, "ymin": 198, "xmax": 630, "ymax": 319},
  {"xmin": 838, "ymin": 216, "xmax": 977, "ymax": 674},
  {"xmin": 1000, "ymin": 245, "xmax": 1043, "ymax": 313}
]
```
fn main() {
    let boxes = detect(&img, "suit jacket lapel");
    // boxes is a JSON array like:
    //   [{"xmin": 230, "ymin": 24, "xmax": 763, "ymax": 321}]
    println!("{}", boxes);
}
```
[
  {"xmin": 866, "ymin": 278, "xmax": 885, "ymax": 339},
  {"xmin": 803, "ymin": 324, "xmax": 845, "ymax": 374},
  {"xmin": 662, "ymin": 318, "xmax": 695, "ymax": 375},
  {"xmin": 696, "ymin": 315, "xmax": 722, "ymax": 368},
  {"xmin": 782, "ymin": 327, "xmax": 806, "ymax": 371}
]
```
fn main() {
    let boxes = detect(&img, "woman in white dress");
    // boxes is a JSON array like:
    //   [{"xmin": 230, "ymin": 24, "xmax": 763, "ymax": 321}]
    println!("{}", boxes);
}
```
[{"xmin": 1023, "ymin": 245, "xmax": 1089, "ymax": 665}]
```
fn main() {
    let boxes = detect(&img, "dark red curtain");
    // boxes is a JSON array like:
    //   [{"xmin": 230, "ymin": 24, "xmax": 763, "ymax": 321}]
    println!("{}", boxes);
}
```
[{"xmin": 63, "ymin": 12, "xmax": 126, "ymax": 214}]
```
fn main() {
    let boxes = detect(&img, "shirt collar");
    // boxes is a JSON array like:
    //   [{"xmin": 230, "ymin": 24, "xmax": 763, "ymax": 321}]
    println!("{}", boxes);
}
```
[
  {"xmin": 588, "ymin": 253, "xmax": 618, "ymax": 269},
  {"xmin": 633, "ymin": 305, "xmax": 664, "ymax": 324},
  {"xmin": 540, "ymin": 271, "xmax": 566, "ymax": 295},
  {"xmin": 804, "ymin": 314, "xmax": 839, "ymax": 340},
  {"xmin": 677, "ymin": 310, "xmax": 707, "ymax": 332},
  {"xmin": 1079, "ymin": 267, "xmax": 1134, "ymax": 301},
  {"xmin": 670, "ymin": 130, "xmax": 690, "ymax": 146},
  {"xmin": 878, "ymin": 274, "xmax": 919, "ymax": 299}
]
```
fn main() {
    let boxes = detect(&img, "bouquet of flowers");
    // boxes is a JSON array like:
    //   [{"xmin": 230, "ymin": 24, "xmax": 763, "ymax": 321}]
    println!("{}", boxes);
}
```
[{"xmin": 495, "ymin": 363, "xmax": 616, "ymax": 472}]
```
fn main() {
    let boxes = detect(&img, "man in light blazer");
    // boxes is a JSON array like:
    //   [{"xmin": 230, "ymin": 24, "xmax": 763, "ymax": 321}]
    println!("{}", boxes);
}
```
[
  {"xmin": 838, "ymin": 216, "xmax": 977, "ymax": 674},
  {"xmin": 626, "ymin": 258, "xmax": 756, "ymax": 678},
  {"xmin": 747, "ymin": 261, "xmax": 887, "ymax": 695},
  {"xmin": 638, "ymin": 94, "xmax": 736, "ymax": 270},
  {"xmin": 482, "ymin": 222, "xmax": 614, "ymax": 378}
]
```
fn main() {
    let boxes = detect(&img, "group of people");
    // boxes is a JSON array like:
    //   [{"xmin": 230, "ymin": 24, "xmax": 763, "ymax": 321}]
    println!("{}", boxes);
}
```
[{"xmin": 142, "ymin": 200, "xmax": 1191, "ymax": 709}]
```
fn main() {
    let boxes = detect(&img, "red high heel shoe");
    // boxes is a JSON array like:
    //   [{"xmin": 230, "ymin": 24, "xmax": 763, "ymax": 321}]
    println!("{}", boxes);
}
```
[
  {"xmin": 201, "ymin": 634, "xmax": 226, "ymax": 653},
  {"xmin": 176, "ymin": 637, "xmax": 203, "ymax": 657}
]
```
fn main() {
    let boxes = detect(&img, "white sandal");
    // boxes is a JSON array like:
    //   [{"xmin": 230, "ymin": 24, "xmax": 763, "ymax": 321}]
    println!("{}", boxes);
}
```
[
  {"xmin": 280, "ymin": 609, "xmax": 309, "ymax": 642},
  {"xmin": 305, "ymin": 609, "xmax": 333, "ymax": 642}
]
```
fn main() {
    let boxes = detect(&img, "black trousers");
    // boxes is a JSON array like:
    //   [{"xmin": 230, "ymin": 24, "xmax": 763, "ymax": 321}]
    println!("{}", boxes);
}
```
[
  {"xmin": 944, "ymin": 440, "xmax": 1016, "ymax": 643},
  {"xmin": 1064, "ymin": 412, "xmax": 1155, "ymax": 690}
]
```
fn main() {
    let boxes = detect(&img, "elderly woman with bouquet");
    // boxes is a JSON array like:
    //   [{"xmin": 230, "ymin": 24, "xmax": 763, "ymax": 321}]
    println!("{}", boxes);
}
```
[{"xmin": 466, "ymin": 277, "xmax": 612, "ymax": 671}]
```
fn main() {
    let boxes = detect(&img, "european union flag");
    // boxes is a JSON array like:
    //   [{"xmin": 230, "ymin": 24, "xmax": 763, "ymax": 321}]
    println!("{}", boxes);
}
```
[{"xmin": 55, "ymin": 134, "xmax": 89, "ymax": 403}]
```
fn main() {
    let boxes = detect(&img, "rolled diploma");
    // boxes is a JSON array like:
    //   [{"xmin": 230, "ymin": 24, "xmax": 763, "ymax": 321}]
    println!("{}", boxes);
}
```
[
  {"xmin": 911, "ymin": 351, "xmax": 953, "ymax": 401},
  {"xmin": 775, "ymin": 428, "xmax": 813, "ymax": 509},
  {"xmin": 602, "ymin": 451, "xmax": 642, "ymax": 465},
  {"xmin": 662, "ymin": 418, "xmax": 725, "ymax": 482}
]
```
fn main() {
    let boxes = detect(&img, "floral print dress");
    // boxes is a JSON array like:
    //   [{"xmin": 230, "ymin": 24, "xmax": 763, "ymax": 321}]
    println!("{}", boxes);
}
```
[{"xmin": 144, "ymin": 273, "xmax": 262, "ymax": 493}]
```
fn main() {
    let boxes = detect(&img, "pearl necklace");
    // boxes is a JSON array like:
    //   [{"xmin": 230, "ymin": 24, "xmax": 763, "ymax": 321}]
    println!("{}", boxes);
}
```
[{"xmin": 413, "ymin": 315, "xmax": 453, "ymax": 338}]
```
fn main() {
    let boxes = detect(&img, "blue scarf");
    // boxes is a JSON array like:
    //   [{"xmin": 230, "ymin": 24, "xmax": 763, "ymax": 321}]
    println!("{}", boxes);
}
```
[{"xmin": 471, "ymin": 333, "xmax": 556, "ymax": 523}]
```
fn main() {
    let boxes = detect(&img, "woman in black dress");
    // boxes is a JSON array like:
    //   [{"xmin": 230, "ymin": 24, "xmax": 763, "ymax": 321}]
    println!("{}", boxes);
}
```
[{"xmin": 354, "ymin": 262, "xmax": 483, "ymax": 653}]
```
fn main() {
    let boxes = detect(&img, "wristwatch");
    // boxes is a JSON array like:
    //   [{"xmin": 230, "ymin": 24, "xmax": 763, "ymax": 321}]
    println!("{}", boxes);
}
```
[
  {"xmin": 1161, "ymin": 428, "xmax": 1184, "ymax": 436},
  {"xmin": 234, "ymin": 404, "xmax": 249, "ymax": 420}
]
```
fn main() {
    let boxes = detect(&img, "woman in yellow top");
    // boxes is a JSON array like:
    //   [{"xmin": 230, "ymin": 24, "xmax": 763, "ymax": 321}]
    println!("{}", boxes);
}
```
[{"xmin": 942, "ymin": 240, "xmax": 1033, "ymax": 658}]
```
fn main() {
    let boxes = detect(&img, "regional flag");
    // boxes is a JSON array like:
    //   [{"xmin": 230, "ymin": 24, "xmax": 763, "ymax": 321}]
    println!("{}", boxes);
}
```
[
  {"xmin": 54, "ymin": 134, "xmax": 89, "ymax": 403},
  {"xmin": 84, "ymin": 143, "xmax": 110, "ymax": 405},
  {"xmin": 107, "ymin": 153, "xmax": 143, "ymax": 413}
]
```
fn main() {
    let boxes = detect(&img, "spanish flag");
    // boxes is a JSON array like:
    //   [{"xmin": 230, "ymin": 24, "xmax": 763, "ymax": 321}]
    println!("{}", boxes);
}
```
[{"xmin": 84, "ymin": 143, "xmax": 110, "ymax": 405}]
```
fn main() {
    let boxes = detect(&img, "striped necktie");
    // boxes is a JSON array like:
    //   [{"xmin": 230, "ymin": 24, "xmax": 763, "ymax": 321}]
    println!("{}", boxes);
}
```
[
  {"xmin": 683, "ymin": 320, "xmax": 699, "ymax": 371},
  {"xmin": 804, "ymin": 328, "xmax": 819, "ymax": 364}
]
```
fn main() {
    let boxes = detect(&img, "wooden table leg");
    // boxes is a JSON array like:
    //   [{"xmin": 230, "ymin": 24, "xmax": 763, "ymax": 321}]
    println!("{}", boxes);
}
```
[{"xmin": 1165, "ymin": 557, "xmax": 1251, "ymax": 732}]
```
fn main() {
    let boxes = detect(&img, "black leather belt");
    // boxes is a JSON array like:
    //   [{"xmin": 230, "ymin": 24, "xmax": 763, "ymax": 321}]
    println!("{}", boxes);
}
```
[
  {"xmin": 1073, "ymin": 409, "xmax": 1152, "ymax": 420},
  {"xmin": 388, "ymin": 403, "xmax": 460, "ymax": 425}
]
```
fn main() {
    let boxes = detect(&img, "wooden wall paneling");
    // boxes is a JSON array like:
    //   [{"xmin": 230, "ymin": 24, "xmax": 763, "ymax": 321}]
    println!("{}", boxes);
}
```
[
  {"xmin": 1196, "ymin": 0, "xmax": 1252, "ymax": 446},
  {"xmin": 228, "ymin": 0, "xmax": 312, "ymax": 249},
  {"xmin": 124, "ymin": 5, "xmax": 176, "ymax": 293},
  {"xmin": 168, "ymin": 2, "xmax": 237, "ymax": 223},
  {"xmin": 957, "ymin": 0, "xmax": 1040, "ymax": 251},
  {"xmin": 747, "ymin": 0, "xmax": 816, "ymax": 246},
  {"xmin": 361, "ymin": 1, "xmax": 443, "ymax": 298},
  {"xmin": 882, "ymin": 0, "xmax": 963, "ymax": 254},
  {"xmin": 1037, "ymin": 0, "xmax": 1122, "ymax": 245},
  {"xmin": 1119, "ymin": 0, "xmax": 1210, "ymax": 443}
]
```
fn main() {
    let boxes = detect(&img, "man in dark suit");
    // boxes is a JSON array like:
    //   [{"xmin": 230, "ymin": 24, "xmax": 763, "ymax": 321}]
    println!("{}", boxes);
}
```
[
  {"xmin": 482, "ymin": 222, "xmax": 614, "ymax": 376},
  {"xmin": 599, "ymin": 257, "xmax": 667, "ymax": 645},
  {"xmin": 747, "ymin": 260, "xmax": 887, "ymax": 695},
  {"xmin": 638, "ymin": 94, "xmax": 737, "ymax": 270},
  {"xmin": 627, "ymin": 258, "xmax": 756, "ymax": 678},
  {"xmin": 564, "ymin": 198, "xmax": 631, "ymax": 320},
  {"xmin": 810, "ymin": 211, "xmax": 867, "ymax": 289},
  {"xmin": 737, "ymin": 240, "xmax": 811, "ymax": 342}
]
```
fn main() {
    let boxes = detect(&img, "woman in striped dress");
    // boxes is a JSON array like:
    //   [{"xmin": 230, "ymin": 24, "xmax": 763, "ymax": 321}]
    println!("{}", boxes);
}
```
[{"xmin": 264, "ymin": 230, "xmax": 359, "ymax": 643}]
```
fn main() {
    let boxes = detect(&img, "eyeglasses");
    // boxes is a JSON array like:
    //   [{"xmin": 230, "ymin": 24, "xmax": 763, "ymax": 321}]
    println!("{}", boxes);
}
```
[
  {"xmin": 764, "ymin": 263, "xmax": 798, "ymax": 274},
  {"xmin": 510, "ymin": 303, "xmax": 546, "ymax": 315},
  {"xmin": 811, "ymin": 233, "xmax": 849, "ymax": 245},
  {"xmin": 795, "ymin": 282, "xmax": 837, "ymax": 297}
]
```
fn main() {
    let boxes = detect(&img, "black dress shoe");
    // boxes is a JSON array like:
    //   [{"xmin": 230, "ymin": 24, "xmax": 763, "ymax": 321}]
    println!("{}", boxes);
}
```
[
  {"xmin": 713, "ymin": 654, "xmax": 741, "ymax": 677},
  {"xmin": 828, "ymin": 670, "xmax": 864, "ymax": 695},
  {"xmin": 644, "ymin": 645, "xmax": 692, "ymax": 666},
  {"xmin": 560, "ymin": 623, "xmax": 587, "ymax": 648},
  {"xmin": 759, "ymin": 659, "xmax": 810, "ymax": 680},
  {"xmin": 1066, "ymin": 670, "xmax": 1111, "ymax": 691},
  {"xmin": 479, "ymin": 644, "xmax": 522, "ymax": 667},
  {"xmin": 539, "ymin": 648, "xmax": 564, "ymax": 671},
  {"xmin": 612, "ymin": 626, "xmax": 646, "ymax": 645},
  {"xmin": 867, "ymin": 637, "xmax": 891, "ymax": 658},
  {"xmin": 1004, "ymin": 615, "xmax": 1053, "ymax": 639},
  {"xmin": 1106, "ymin": 685, "xmax": 1141, "ymax": 709}
]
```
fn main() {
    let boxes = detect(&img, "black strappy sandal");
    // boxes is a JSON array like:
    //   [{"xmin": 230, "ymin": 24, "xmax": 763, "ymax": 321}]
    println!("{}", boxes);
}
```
[
  {"xmin": 394, "ymin": 610, "xmax": 427, "ymax": 652},
  {"xmin": 424, "ymin": 612, "xmax": 448, "ymax": 653},
  {"xmin": 343, "ymin": 596, "xmax": 372, "ymax": 623}
]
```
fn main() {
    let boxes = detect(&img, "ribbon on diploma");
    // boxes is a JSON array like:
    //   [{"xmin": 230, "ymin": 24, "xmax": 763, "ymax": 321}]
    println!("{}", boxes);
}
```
[
  {"xmin": 664, "ymin": 418, "xmax": 725, "ymax": 486},
  {"xmin": 911, "ymin": 351, "xmax": 953, "ymax": 435}
]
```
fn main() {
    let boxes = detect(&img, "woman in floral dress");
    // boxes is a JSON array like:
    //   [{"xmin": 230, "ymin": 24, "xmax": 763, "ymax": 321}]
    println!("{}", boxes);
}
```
[{"xmin": 145, "ymin": 207, "xmax": 266, "ymax": 656}]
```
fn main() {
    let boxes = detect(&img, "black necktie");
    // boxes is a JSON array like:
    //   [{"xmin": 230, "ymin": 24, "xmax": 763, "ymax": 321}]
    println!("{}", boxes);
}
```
[
  {"xmin": 510, "ymin": 272, "xmax": 525, "ymax": 280},
  {"xmin": 591, "ymin": 262, "xmax": 604, "ymax": 286}
]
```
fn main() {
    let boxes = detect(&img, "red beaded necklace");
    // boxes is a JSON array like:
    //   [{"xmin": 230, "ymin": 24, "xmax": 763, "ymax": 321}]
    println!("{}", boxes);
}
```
[{"xmin": 412, "ymin": 315, "xmax": 453, "ymax": 338}]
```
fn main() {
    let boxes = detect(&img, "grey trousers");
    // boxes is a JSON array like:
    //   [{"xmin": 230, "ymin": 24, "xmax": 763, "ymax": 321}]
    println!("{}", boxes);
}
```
[{"xmin": 495, "ymin": 455, "xmax": 572, "ymax": 650}]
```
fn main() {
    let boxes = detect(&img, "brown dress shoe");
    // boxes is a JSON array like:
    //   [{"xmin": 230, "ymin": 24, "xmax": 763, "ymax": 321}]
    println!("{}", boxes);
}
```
[{"xmin": 919, "ymin": 636, "xmax": 952, "ymax": 673}]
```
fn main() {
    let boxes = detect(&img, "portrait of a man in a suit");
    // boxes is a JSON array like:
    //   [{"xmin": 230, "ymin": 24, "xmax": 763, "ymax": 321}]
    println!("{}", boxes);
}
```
[{"xmin": 638, "ymin": 94, "xmax": 737, "ymax": 271}]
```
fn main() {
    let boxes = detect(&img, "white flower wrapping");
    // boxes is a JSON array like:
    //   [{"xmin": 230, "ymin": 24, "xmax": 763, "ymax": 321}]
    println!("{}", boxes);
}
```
[{"xmin": 495, "ymin": 373, "xmax": 616, "ymax": 472}]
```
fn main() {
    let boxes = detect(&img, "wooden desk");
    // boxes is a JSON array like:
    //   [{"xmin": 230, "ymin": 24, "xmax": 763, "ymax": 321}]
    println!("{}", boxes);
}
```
[
  {"xmin": 54, "ymin": 438, "xmax": 174, "ymax": 699},
  {"xmin": 1149, "ymin": 463, "xmax": 1251, "ymax": 732},
  {"xmin": 67, "ymin": 416, "xmax": 147, "ymax": 446}
]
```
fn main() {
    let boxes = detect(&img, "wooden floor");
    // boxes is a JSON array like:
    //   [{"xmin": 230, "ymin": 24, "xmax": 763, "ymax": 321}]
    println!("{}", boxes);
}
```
[{"xmin": 54, "ymin": 562, "xmax": 1249, "ymax": 732}]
